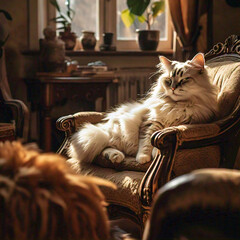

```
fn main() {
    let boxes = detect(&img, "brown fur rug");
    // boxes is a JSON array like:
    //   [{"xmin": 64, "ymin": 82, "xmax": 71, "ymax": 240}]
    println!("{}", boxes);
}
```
[{"xmin": 0, "ymin": 141, "xmax": 117, "ymax": 240}]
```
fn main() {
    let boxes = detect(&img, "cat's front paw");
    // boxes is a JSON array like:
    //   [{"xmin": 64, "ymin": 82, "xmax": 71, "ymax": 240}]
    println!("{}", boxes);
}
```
[
  {"xmin": 136, "ymin": 153, "xmax": 151, "ymax": 164},
  {"xmin": 102, "ymin": 148, "xmax": 125, "ymax": 163}
]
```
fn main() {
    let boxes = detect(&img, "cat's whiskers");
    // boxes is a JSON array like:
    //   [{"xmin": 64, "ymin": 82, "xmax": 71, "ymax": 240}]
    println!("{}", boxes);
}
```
[
  {"xmin": 149, "ymin": 71, "xmax": 160, "ymax": 79},
  {"xmin": 158, "ymin": 92, "xmax": 167, "ymax": 99}
]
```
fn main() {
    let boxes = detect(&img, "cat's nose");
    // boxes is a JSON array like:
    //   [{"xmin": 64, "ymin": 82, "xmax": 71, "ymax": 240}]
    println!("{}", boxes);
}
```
[{"xmin": 171, "ymin": 87, "xmax": 175, "ymax": 91}]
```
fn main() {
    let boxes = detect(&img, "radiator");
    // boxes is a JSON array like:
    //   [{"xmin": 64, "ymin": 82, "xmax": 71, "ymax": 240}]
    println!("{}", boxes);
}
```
[{"xmin": 106, "ymin": 67, "xmax": 157, "ymax": 110}]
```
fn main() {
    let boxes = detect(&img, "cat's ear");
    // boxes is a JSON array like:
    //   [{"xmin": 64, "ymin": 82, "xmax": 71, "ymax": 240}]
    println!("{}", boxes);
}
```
[
  {"xmin": 190, "ymin": 53, "xmax": 205, "ymax": 70},
  {"xmin": 159, "ymin": 56, "xmax": 172, "ymax": 72}
]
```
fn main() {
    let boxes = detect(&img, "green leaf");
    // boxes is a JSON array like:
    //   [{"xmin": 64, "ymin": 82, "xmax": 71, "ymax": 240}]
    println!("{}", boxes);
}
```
[
  {"xmin": 0, "ymin": 10, "xmax": 12, "ymax": 20},
  {"xmin": 50, "ymin": 14, "xmax": 69, "ymax": 24},
  {"xmin": 49, "ymin": 0, "xmax": 61, "ymax": 13},
  {"xmin": 67, "ymin": 10, "xmax": 71, "ymax": 19},
  {"xmin": 66, "ymin": 0, "xmax": 71, "ymax": 19},
  {"xmin": 51, "ymin": 16, "xmax": 63, "ymax": 20},
  {"xmin": 66, "ymin": 0, "xmax": 71, "ymax": 11},
  {"xmin": 138, "ymin": 15, "xmax": 146, "ymax": 23},
  {"xmin": 50, "ymin": 16, "xmax": 65, "ymax": 22},
  {"xmin": 49, "ymin": 0, "xmax": 74, "ymax": 22},
  {"xmin": 121, "ymin": 9, "xmax": 135, "ymax": 28},
  {"xmin": 55, "ymin": 20, "xmax": 68, "ymax": 24},
  {"xmin": 69, "ymin": 8, "xmax": 75, "ymax": 20},
  {"xmin": 60, "ymin": 13, "xmax": 71, "ymax": 23},
  {"xmin": 127, "ymin": 0, "xmax": 150, "ymax": 16},
  {"xmin": 151, "ymin": 1, "xmax": 165, "ymax": 18}
]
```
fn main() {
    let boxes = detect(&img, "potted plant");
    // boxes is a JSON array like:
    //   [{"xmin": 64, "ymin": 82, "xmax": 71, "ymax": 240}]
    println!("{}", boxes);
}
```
[
  {"xmin": 50, "ymin": 0, "xmax": 77, "ymax": 50},
  {"xmin": 121, "ymin": 0, "xmax": 165, "ymax": 51}
]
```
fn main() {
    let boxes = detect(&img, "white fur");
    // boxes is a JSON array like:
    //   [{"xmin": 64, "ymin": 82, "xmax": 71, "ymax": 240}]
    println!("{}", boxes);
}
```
[
  {"xmin": 102, "ymin": 148, "xmax": 125, "ymax": 163},
  {"xmin": 68, "ymin": 123, "xmax": 110, "ymax": 163},
  {"xmin": 69, "ymin": 55, "xmax": 219, "ymax": 164}
]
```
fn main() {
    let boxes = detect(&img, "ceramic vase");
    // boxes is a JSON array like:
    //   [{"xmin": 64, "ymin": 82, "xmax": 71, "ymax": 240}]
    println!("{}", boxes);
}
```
[
  {"xmin": 80, "ymin": 31, "xmax": 97, "ymax": 50},
  {"xmin": 59, "ymin": 25, "xmax": 77, "ymax": 50}
]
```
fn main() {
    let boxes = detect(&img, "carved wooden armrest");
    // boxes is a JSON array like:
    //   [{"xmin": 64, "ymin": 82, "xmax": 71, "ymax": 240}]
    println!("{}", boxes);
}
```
[
  {"xmin": 3, "ymin": 99, "xmax": 29, "ymax": 141},
  {"xmin": 56, "ymin": 111, "xmax": 105, "ymax": 155},
  {"xmin": 56, "ymin": 114, "xmax": 75, "ymax": 156},
  {"xmin": 139, "ymin": 123, "xmax": 221, "ymax": 207}
]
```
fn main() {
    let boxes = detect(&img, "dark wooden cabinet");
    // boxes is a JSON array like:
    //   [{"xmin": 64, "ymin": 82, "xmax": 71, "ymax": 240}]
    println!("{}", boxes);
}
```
[{"xmin": 25, "ymin": 75, "xmax": 118, "ymax": 151}]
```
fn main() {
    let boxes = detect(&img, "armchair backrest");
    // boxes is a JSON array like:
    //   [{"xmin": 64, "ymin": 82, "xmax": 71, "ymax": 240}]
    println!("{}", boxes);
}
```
[
  {"xmin": 205, "ymin": 35, "xmax": 240, "ymax": 119},
  {"xmin": 206, "ymin": 57, "xmax": 240, "ymax": 119}
]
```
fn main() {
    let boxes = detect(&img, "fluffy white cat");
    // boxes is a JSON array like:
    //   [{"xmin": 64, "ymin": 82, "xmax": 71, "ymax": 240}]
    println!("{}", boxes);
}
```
[{"xmin": 68, "ymin": 53, "xmax": 218, "ymax": 164}]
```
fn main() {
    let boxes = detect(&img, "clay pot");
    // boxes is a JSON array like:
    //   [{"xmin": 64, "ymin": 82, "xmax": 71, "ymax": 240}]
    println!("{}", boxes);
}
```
[
  {"xmin": 80, "ymin": 31, "xmax": 97, "ymax": 50},
  {"xmin": 136, "ymin": 30, "xmax": 160, "ymax": 51},
  {"xmin": 59, "ymin": 25, "xmax": 77, "ymax": 50}
]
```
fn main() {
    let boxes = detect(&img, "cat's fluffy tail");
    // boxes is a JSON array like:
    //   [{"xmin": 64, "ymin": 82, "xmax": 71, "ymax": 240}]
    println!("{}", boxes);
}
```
[{"xmin": 68, "ymin": 123, "xmax": 109, "ymax": 163}]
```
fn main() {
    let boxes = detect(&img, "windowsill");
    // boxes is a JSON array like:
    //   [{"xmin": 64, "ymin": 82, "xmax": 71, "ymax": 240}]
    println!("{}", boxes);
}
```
[{"xmin": 22, "ymin": 49, "xmax": 173, "ymax": 57}]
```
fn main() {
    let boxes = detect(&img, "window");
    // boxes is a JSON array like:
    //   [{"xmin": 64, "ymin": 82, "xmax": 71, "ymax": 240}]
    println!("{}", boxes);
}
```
[
  {"xmin": 56, "ymin": 0, "xmax": 172, "ymax": 51},
  {"xmin": 116, "ymin": 0, "xmax": 166, "ymax": 40},
  {"xmin": 115, "ymin": 0, "xmax": 172, "ymax": 50},
  {"xmin": 57, "ymin": 0, "xmax": 99, "ymax": 39}
]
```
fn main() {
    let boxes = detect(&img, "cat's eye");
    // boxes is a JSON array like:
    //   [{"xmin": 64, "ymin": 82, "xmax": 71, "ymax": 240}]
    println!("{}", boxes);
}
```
[
  {"xmin": 165, "ymin": 79, "xmax": 172, "ymax": 86},
  {"xmin": 179, "ymin": 77, "xmax": 191, "ymax": 85},
  {"xmin": 179, "ymin": 79, "xmax": 186, "ymax": 85}
]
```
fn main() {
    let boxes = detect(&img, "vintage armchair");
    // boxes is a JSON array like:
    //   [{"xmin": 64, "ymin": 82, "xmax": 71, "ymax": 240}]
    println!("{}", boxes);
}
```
[
  {"xmin": 142, "ymin": 168, "xmax": 240, "ymax": 240},
  {"xmin": 56, "ymin": 35, "xmax": 240, "ymax": 228},
  {"xmin": 0, "ymin": 48, "xmax": 29, "ymax": 142},
  {"xmin": 0, "ymin": 92, "xmax": 29, "ymax": 141}
]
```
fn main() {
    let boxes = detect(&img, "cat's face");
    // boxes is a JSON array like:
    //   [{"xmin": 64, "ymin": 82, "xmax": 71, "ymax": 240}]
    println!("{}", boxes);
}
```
[
  {"xmin": 162, "ymin": 65, "xmax": 201, "ymax": 101},
  {"xmin": 159, "ymin": 53, "xmax": 206, "ymax": 101}
]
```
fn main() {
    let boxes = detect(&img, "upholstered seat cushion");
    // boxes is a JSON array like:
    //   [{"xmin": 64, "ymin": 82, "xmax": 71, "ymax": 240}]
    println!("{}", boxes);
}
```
[
  {"xmin": 68, "ymin": 159, "xmax": 145, "ymax": 215},
  {"xmin": 68, "ymin": 143, "xmax": 220, "ymax": 215},
  {"xmin": 92, "ymin": 145, "xmax": 220, "ymax": 176},
  {"xmin": 92, "ymin": 123, "xmax": 221, "ymax": 174},
  {"xmin": 94, "ymin": 156, "xmax": 151, "ymax": 172}
]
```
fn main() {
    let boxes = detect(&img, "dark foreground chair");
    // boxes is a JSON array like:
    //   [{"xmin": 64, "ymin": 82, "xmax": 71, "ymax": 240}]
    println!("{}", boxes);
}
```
[
  {"xmin": 0, "ymin": 48, "xmax": 29, "ymax": 142},
  {"xmin": 0, "ymin": 92, "xmax": 29, "ymax": 141},
  {"xmin": 56, "ymin": 35, "xmax": 240, "ymax": 227},
  {"xmin": 143, "ymin": 168, "xmax": 240, "ymax": 240}
]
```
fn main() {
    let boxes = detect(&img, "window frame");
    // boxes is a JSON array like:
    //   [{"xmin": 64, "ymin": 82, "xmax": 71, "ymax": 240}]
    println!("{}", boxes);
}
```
[
  {"xmin": 104, "ymin": 0, "xmax": 173, "ymax": 51},
  {"xmin": 44, "ymin": 0, "xmax": 173, "ymax": 52}
]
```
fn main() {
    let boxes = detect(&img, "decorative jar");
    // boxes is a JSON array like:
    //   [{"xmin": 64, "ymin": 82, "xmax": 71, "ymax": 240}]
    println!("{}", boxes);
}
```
[
  {"xmin": 59, "ymin": 25, "xmax": 77, "ymax": 50},
  {"xmin": 80, "ymin": 31, "xmax": 96, "ymax": 50}
]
